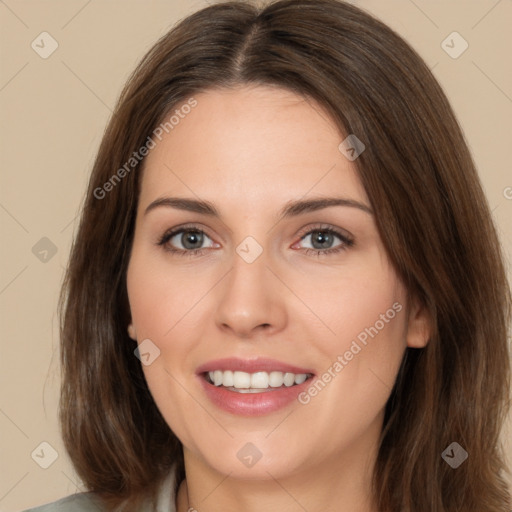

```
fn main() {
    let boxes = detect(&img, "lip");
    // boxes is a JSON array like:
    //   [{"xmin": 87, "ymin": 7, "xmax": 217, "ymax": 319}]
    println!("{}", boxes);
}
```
[
  {"xmin": 196, "ymin": 357, "xmax": 316, "ymax": 416},
  {"xmin": 196, "ymin": 357, "xmax": 315, "ymax": 375}
]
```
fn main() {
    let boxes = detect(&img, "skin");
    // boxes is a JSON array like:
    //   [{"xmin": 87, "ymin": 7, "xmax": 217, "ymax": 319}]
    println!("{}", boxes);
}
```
[{"xmin": 126, "ymin": 84, "xmax": 430, "ymax": 512}]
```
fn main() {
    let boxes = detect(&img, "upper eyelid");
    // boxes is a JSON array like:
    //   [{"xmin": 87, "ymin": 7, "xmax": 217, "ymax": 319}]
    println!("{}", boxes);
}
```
[{"xmin": 296, "ymin": 224, "xmax": 352, "ymax": 239}]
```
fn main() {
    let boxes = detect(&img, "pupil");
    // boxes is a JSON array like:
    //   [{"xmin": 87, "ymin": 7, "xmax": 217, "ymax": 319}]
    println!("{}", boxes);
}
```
[
  {"xmin": 182, "ymin": 231, "xmax": 203, "ymax": 249},
  {"xmin": 312, "ymin": 231, "xmax": 332, "ymax": 249}
]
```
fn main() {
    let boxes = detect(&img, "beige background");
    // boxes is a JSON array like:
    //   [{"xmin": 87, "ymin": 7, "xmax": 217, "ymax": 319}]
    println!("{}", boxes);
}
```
[{"xmin": 0, "ymin": 0, "xmax": 511, "ymax": 510}]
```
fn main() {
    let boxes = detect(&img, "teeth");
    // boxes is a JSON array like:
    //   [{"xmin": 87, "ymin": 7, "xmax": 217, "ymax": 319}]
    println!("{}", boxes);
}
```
[
  {"xmin": 213, "ymin": 370, "xmax": 223, "ymax": 386},
  {"xmin": 234, "ymin": 371, "xmax": 251, "ymax": 388},
  {"xmin": 206, "ymin": 370, "xmax": 310, "ymax": 389},
  {"xmin": 223, "ymin": 370, "xmax": 234, "ymax": 387},
  {"xmin": 269, "ymin": 371, "xmax": 284, "ymax": 387},
  {"xmin": 283, "ymin": 372, "xmax": 295, "ymax": 386},
  {"xmin": 294, "ymin": 373, "xmax": 307, "ymax": 384},
  {"xmin": 251, "ymin": 371, "xmax": 269, "ymax": 388}
]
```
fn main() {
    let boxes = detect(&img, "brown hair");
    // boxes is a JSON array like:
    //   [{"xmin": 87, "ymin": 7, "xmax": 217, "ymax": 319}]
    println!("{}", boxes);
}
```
[{"xmin": 58, "ymin": 0, "xmax": 512, "ymax": 510}]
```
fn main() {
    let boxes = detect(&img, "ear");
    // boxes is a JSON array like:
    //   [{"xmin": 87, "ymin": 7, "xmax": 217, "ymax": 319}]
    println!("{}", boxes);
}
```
[
  {"xmin": 405, "ymin": 296, "xmax": 431, "ymax": 348},
  {"xmin": 127, "ymin": 323, "xmax": 137, "ymax": 341}
]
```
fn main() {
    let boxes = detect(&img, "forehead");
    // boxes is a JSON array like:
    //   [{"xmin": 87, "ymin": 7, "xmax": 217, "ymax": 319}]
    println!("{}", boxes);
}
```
[{"xmin": 138, "ymin": 85, "xmax": 369, "ymax": 210}]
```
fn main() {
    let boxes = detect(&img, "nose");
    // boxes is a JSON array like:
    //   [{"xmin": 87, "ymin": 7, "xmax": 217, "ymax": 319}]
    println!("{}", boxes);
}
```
[{"xmin": 214, "ymin": 244, "xmax": 287, "ymax": 339}]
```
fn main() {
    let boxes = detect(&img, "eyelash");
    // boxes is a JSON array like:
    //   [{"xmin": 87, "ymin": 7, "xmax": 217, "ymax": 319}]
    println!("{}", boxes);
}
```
[{"xmin": 156, "ymin": 223, "xmax": 354, "ymax": 258}]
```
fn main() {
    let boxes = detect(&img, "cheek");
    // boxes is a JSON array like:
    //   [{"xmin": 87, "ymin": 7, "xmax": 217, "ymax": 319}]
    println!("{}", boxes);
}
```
[
  {"xmin": 334, "ymin": 282, "xmax": 405, "ymax": 353},
  {"xmin": 298, "ymin": 253, "xmax": 407, "ymax": 358},
  {"xmin": 294, "ymin": 277, "xmax": 407, "ymax": 456},
  {"xmin": 126, "ymin": 247, "xmax": 210, "ymax": 338},
  {"xmin": 126, "ymin": 251, "xmax": 202, "ymax": 442},
  {"xmin": 301, "ymin": 259, "xmax": 408, "ymax": 414},
  {"xmin": 332, "ymin": 293, "xmax": 407, "ymax": 389}
]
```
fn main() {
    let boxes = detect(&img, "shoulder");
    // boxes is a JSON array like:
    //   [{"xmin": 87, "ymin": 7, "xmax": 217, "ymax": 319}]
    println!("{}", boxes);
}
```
[
  {"xmin": 22, "ymin": 464, "xmax": 178, "ymax": 512},
  {"xmin": 21, "ymin": 491, "xmax": 106, "ymax": 512}
]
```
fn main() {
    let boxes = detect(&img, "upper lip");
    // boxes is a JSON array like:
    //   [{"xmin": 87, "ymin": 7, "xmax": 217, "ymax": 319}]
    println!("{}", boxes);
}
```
[{"xmin": 196, "ymin": 357, "xmax": 315, "ymax": 375}]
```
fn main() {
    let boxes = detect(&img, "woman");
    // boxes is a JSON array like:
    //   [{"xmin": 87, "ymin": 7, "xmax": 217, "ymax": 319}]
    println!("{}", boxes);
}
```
[{"xmin": 24, "ymin": 0, "xmax": 511, "ymax": 511}]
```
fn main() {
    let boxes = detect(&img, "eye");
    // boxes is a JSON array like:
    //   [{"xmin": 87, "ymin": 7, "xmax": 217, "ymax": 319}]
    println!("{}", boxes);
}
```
[
  {"xmin": 156, "ymin": 223, "xmax": 354, "ymax": 258},
  {"xmin": 293, "ymin": 225, "xmax": 354, "ymax": 256},
  {"xmin": 157, "ymin": 224, "xmax": 218, "ymax": 256}
]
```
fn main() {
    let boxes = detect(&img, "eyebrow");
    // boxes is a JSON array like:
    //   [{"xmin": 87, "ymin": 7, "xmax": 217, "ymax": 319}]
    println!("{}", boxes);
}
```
[{"xmin": 144, "ymin": 196, "xmax": 373, "ymax": 219}]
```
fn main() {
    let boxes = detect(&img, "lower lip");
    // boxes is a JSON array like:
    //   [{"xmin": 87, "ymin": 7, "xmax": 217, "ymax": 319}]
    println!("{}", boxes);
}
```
[{"xmin": 198, "ymin": 374, "xmax": 314, "ymax": 416}]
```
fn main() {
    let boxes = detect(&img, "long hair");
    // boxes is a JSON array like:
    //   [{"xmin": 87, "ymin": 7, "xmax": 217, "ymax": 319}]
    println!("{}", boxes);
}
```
[{"xmin": 58, "ymin": 1, "xmax": 512, "ymax": 510}]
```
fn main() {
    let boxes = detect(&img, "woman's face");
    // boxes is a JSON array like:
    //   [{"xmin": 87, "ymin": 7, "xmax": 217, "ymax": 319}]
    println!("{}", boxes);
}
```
[{"xmin": 126, "ymin": 85, "xmax": 429, "ymax": 481}]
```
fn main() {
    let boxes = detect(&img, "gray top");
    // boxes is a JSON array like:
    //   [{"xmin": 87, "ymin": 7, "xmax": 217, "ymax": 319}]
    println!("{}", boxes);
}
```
[{"xmin": 21, "ymin": 466, "xmax": 178, "ymax": 512}]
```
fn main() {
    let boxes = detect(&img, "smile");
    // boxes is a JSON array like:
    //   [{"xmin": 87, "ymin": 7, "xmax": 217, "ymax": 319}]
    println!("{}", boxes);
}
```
[
  {"xmin": 196, "ymin": 358, "xmax": 316, "ymax": 415},
  {"xmin": 204, "ymin": 370, "xmax": 313, "ymax": 392}
]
